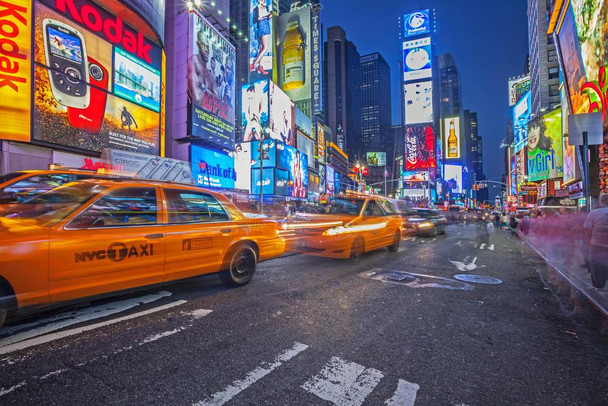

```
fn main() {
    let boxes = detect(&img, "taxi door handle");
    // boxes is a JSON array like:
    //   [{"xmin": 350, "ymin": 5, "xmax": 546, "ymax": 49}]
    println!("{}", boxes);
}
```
[
  {"xmin": 145, "ymin": 233, "xmax": 164, "ymax": 239},
  {"xmin": 220, "ymin": 228, "xmax": 232, "ymax": 234}
]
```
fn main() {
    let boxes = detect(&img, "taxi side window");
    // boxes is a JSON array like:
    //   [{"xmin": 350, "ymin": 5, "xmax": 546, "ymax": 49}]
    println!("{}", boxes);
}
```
[
  {"xmin": 68, "ymin": 187, "xmax": 157, "ymax": 229},
  {"xmin": 364, "ymin": 200, "xmax": 386, "ymax": 217},
  {"xmin": 1, "ymin": 174, "xmax": 72, "ymax": 205},
  {"xmin": 380, "ymin": 199, "xmax": 398, "ymax": 215},
  {"xmin": 165, "ymin": 190, "xmax": 229, "ymax": 224}
]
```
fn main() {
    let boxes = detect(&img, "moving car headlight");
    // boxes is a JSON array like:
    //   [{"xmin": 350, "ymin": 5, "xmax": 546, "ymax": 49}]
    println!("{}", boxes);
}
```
[
  {"xmin": 323, "ymin": 226, "xmax": 347, "ymax": 236},
  {"xmin": 417, "ymin": 222, "xmax": 433, "ymax": 229}
]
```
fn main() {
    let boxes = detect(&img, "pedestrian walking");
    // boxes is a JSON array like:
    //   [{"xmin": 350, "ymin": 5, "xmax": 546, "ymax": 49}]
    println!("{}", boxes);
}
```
[{"xmin": 584, "ymin": 194, "xmax": 608, "ymax": 289}]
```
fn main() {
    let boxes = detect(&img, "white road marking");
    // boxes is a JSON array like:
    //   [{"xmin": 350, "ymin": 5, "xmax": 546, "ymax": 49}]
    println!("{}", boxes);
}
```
[
  {"xmin": 450, "ymin": 257, "xmax": 485, "ymax": 272},
  {"xmin": 479, "ymin": 243, "xmax": 486, "ymax": 250},
  {"xmin": 39, "ymin": 369, "xmax": 68, "ymax": 380},
  {"xmin": 194, "ymin": 342, "xmax": 309, "ymax": 406},
  {"xmin": 0, "ymin": 300, "xmax": 187, "ymax": 356},
  {"xmin": 455, "ymin": 241, "xmax": 463, "ymax": 247},
  {"xmin": 0, "ymin": 381, "xmax": 26, "ymax": 397},
  {"xmin": 384, "ymin": 379, "xmax": 420, "ymax": 406},
  {"xmin": 0, "ymin": 291, "xmax": 172, "ymax": 344},
  {"xmin": 488, "ymin": 244, "xmax": 495, "ymax": 251},
  {"xmin": 302, "ymin": 357, "xmax": 384, "ymax": 406},
  {"xmin": 140, "ymin": 328, "xmax": 183, "ymax": 344}
]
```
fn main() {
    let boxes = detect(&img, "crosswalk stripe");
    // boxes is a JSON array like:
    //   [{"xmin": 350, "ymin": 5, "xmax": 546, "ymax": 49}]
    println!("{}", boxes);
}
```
[
  {"xmin": 384, "ymin": 379, "xmax": 420, "ymax": 406},
  {"xmin": 194, "ymin": 342, "xmax": 309, "ymax": 406},
  {"xmin": 302, "ymin": 357, "xmax": 384, "ymax": 406}
]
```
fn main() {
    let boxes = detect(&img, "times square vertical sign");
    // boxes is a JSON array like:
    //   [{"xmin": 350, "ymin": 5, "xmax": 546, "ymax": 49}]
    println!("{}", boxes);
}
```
[{"xmin": 311, "ymin": 8, "xmax": 322, "ymax": 114}]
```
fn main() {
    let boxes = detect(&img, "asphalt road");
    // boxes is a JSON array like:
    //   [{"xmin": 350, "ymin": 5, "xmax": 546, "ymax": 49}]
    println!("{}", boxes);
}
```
[{"xmin": 1, "ymin": 224, "xmax": 607, "ymax": 406}]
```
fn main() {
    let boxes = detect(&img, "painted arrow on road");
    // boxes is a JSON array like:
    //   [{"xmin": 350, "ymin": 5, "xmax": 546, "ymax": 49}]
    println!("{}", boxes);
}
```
[{"xmin": 449, "ymin": 256, "xmax": 486, "ymax": 272}]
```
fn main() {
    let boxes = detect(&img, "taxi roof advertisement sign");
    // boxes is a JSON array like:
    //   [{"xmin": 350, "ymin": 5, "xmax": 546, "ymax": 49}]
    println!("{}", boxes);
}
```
[{"xmin": 403, "ymin": 10, "xmax": 431, "ymax": 38}]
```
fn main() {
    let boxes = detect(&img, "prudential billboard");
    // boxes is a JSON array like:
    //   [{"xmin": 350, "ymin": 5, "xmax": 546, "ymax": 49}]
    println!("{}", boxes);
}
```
[{"xmin": 403, "ymin": 10, "xmax": 431, "ymax": 38}]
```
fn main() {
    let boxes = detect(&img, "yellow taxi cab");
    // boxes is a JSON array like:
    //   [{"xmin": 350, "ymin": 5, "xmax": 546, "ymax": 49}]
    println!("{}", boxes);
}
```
[
  {"xmin": 281, "ymin": 195, "xmax": 403, "ymax": 259},
  {"xmin": 0, "ymin": 168, "xmax": 122, "ymax": 213},
  {"xmin": 0, "ymin": 179, "xmax": 285, "ymax": 328}
]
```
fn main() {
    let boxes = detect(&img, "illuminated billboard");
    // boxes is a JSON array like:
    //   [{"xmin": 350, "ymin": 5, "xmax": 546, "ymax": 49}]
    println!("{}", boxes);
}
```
[
  {"xmin": 188, "ymin": 12, "xmax": 236, "ymax": 149},
  {"xmin": 121, "ymin": 0, "xmax": 166, "ymax": 40},
  {"xmin": 0, "ymin": 0, "xmax": 31, "ymax": 142},
  {"xmin": 277, "ymin": 142, "xmax": 308, "ymax": 198},
  {"xmin": 33, "ymin": 1, "xmax": 162, "ymax": 155},
  {"xmin": 251, "ymin": 168, "xmax": 290, "ymax": 196},
  {"xmin": 443, "ymin": 117, "xmax": 461, "ymax": 160},
  {"xmin": 249, "ymin": 0, "xmax": 273, "ymax": 81},
  {"xmin": 403, "ymin": 172, "xmax": 428, "ymax": 182},
  {"xmin": 513, "ymin": 91, "xmax": 531, "ymax": 153},
  {"xmin": 527, "ymin": 109, "xmax": 563, "ymax": 182},
  {"xmin": 326, "ymin": 165, "xmax": 335, "ymax": 194},
  {"xmin": 241, "ymin": 80, "xmax": 270, "ymax": 142},
  {"xmin": 561, "ymin": 85, "xmax": 578, "ymax": 185},
  {"xmin": 191, "ymin": 145, "xmax": 236, "ymax": 189},
  {"xmin": 444, "ymin": 164, "xmax": 463, "ymax": 194},
  {"xmin": 404, "ymin": 81, "xmax": 433, "ymax": 124},
  {"xmin": 251, "ymin": 139, "xmax": 278, "ymax": 168},
  {"xmin": 403, "ymin": 10, "xmax": 431, "ymax": 38},
  {"xmin": 366, "ymin": 152, "xmax": 387, "ymax": 166},
  {"xmin": 234, "ymin": 143, "xmax": 251, "ymax": 190},
  {"xmin": 405, "ymin": 126, "xmax": 436, "ymax": 170},
  {"xmin": 317, "ymin": 123, "xmax": 326, "ymax": 164},
  {"xmin": 508, "ymin": 76, "xmax": 530, "ymax": 107},
  {"xmin": 269, "ymin": 82, "xmax": 295, "ymax": 146},
  {"xmin": 277, "ymin": 5, "xmax": 312, "ymax": 103},
  {"xmin": 402, "ymin": 37, "xmax": 432, "ymax": 81},
  {"xmin": 297, "ymin": 132, "xmax": 315, "ymax": 168}
]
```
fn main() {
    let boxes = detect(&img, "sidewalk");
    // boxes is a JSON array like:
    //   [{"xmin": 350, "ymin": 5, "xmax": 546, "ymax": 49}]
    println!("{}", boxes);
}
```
[{"xmin": 517, "ymin": 225, "xmax": 608, "ymax": 320}]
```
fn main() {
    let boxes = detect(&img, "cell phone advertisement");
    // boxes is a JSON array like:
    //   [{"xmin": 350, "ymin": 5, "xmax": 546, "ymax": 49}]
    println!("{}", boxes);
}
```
[{"xmin": 32, "ymin": 1, "xmax": 162, "ymax": 155}]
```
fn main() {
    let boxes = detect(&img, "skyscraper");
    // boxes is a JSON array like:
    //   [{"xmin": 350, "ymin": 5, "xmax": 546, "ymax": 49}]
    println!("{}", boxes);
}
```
[
  {"xmin": 360, "ymin": 53, "xmax": 392, "ymax": 160},
  {"xmin": 527, "ymin": 0, "xmax": 560, "ymax": 116},
  {"xmin": 438, "ymin": 53, "xmax": 462, "ymax": 118},
  {"xmin": 324, "ymin": 26, "xmax": 361, "ymax": 157}
]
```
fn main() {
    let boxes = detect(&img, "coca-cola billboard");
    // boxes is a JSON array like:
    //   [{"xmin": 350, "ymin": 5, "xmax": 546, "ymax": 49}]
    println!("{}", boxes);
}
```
[{"xmin": 405, "ymin": 125, "xmax": 436, "ymax": 170}]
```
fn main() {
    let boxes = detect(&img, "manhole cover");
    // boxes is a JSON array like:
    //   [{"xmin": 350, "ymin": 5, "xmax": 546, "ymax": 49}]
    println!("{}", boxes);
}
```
[
  {"xmin": 453, "ymin": 274, "xmax": 502, "ymax": 284},
  {"xmin": 362, "ymin": 270, "xmax": 474, "ymax": 291}
]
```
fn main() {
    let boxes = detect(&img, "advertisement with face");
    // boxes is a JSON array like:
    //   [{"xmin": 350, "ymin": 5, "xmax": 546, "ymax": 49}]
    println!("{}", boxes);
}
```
[
  {"xmin": 249, "ymin": 0, "xmax": 273, "ymax": 81},
  {"xmin": 318, "ymin": 164, "xmax": 326, "ymax": 194},
  {"xmin": 326, "ymin": 165, "xmax": 335, "ymax": 195},
  {"xmin": 33, "ymin": 0, "xmax": 162, "ymax": 155},
  {"xmin": 277, "ymin": 6, "xmax": 311, "ymax": 103},
  {"xmin": 403, "ymin": 10, "xmax": 431, "ymax": 38},
  {"xmin": 366, "ymin": 152, "xmax": 387, "ymax": 167},
  {"xmin": 188, "ymin": 12, "xmax": 236, "ymax": 149},
  {"xmin": 513, "ymin": 91, "xmax": 530, "ymax": 153},
  {"xmin": 557, "ymin": 5, "xmax": 589, "ymax": 115},
  {"xmin": 241, "ymin": 80, "xmax": 269, "ymax": 143},
  {"xmin": 444, "ymin": 164, "xmax": 462, "ymax": 194},
  {"xmin": 0, "ymin": 0, "xmax": 31, "ymax": 142},
  {"xmin": 403, "ymin": 37, "xmax": 432, "ymax": 81},
  {"xmin": 297, "ymin": 132, "xmax": 315, "ymax": 168},
  {"xmin": 561, "ymin": 84, "xmax": 578, "ymax": 185},
  {"xmin": 234, "ymin": 143, "xmax": 251, "ymax": 190},
  {"xmin": 278, "ymin": 142, "xmax": 308, "ymax": 198},
  {"xmin": 527, "ymin": 109, "xmax": 563, "ymax": 182},
  {"xmin": 404, "ymin": 81, "xmax": 433, "ymax": 124},
  {"xmin": 443, "ymin": 117, "xmax": 461, "ymax": 160},
  {"xmin": 508, "ymin": 76, "xmax": 530, "ymax": 107},
  {"xmin": 405, "ymin": 125, "xmax": 436, "ymax": 170},
  {"xmin": 191, "ymin": 145, "xmax": 236, "ymax": 189},
  {"xmin": 269, "ymin": 82, "xmax": 295, "ymax": 146}
]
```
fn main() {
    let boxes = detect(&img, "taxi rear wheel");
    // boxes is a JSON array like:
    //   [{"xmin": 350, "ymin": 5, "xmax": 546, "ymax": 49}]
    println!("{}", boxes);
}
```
[
  {"xmin": 388, "ymin": 231, "xmax": 400, "ymax": 252},
  {"xmin": 220, "ymin": 245, "xmax": 257, "ymax": 286},
  {"xmin": 0, "ymin": 287, "xmax": 9, "ymax": 330}
]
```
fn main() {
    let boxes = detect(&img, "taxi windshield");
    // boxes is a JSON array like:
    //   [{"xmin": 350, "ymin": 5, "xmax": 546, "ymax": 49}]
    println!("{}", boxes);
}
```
[{"xmin": 1, "ymin": 182, "xmax": 106, "ymax": 227}]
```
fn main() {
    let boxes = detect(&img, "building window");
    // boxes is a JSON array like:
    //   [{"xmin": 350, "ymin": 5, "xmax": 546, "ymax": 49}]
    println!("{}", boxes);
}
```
[
  {"xmin": 548, "ymin": 49, "xmax": 558, "ymax": 62},
  {"xmin": 548, "ymin": 67, "xmax": 559, "ymax": 80},
  {"xmin": 549, "ymin": 84, "xmax": 559, "ymax": 97}
]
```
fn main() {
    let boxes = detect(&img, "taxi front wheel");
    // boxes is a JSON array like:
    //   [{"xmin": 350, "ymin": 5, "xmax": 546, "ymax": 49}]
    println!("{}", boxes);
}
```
[
  {"xmin": 220, "ymin": 245, "xmax": 257, "ymax": 286},
  {"xmin": 0, "ymin": 288, "xmax": 8, "ymax": 330}
]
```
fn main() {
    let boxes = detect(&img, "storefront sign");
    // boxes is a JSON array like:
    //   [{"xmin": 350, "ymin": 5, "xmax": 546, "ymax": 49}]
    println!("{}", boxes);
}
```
[
  {"xmin": 568, "ymin": 181, "xmax": 584, "ymax": 199},
  {"xmin": 0, "ymin": 0, "xmax": 32, "ymax": 142}
]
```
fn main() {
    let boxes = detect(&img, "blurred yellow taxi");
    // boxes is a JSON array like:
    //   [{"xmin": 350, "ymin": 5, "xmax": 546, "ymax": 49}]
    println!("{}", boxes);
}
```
[
  {"xmin": 281, "ymin": 196, "xmax": 403, "ymax": 259},
  {"xmin": 0, "ymin": 179, "xmax": 284, "ymax": 328}
]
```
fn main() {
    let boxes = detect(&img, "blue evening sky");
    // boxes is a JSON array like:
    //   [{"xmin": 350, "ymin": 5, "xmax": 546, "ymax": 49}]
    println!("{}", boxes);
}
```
[{"xmin": 321, "ymin": 0, "xmax": 529, "ymax": 185}]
